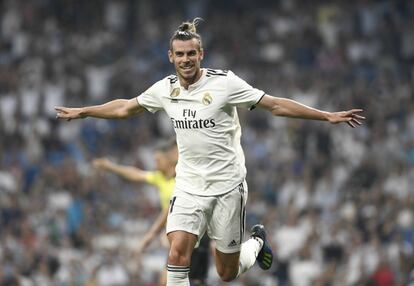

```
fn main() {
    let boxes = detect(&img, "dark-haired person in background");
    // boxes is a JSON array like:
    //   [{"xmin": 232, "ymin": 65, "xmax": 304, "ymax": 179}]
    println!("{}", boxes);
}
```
[{"xmin": 56, "ymin": 18, "xmax": 364, "ymax": 285}]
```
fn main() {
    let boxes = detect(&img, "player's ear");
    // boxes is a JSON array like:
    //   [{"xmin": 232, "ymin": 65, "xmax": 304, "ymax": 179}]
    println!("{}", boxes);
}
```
[
  {"xmin": 199, "ymin": 48, "xmax": 204, "ymax": 61},
  {"xmin": 168, "ymin": 50, "xmax": 174, "ymax": 63}
]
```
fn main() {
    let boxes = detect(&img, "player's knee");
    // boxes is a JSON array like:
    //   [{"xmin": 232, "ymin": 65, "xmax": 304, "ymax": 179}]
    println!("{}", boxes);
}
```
[
  {"xmin": 168, "ymin": 247, "xmax": 191, "ymax": 266},
  {"xmin": 217, "ymin": 268, "xmax": 238, "ymax": 282}
]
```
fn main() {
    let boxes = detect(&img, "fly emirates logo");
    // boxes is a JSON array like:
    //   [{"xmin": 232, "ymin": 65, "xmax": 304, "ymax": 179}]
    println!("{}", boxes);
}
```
[{"xmin": 171, "ymin": 109, "xmax": 216, "ymax": 129}]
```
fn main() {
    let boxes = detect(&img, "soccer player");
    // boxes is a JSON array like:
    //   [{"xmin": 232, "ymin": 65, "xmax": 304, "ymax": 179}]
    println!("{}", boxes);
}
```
[
  {"xmin": 55, "ymin": 18, "xmax": 365, "ymax": 285},
  {"xmin": 92, "ymin": 139, "xmax": 210, "ymax": 286}
]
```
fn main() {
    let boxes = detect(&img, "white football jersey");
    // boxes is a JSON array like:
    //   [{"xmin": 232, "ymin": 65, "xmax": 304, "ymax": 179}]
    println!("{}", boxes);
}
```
[{"xmin": 137, "ymin": 68, "xmax": 265, "ymax": 196}]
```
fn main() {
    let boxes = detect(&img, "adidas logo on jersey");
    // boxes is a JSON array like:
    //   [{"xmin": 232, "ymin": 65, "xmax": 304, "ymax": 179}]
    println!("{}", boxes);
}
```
[{"xmin": 227, "ymin": 240, "xmax": 237, "ymax": 247}]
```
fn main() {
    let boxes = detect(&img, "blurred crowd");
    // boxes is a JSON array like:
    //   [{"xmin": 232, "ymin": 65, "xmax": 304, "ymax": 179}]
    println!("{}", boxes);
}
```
[{"xmin": 1, "ymin": 0, "xmax": 414, "ymax": 285}]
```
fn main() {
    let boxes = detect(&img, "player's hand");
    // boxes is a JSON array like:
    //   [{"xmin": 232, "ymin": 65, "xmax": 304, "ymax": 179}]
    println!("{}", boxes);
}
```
[
  {"xmin": 327, "ymin": 109, "xmax": 365, "ymax": 128},
  {"xmin": 55, "ymin": 106, "xmax": 85, "ymax": 121},
  {"xmin": 92, "ymin": 158, "xmax": 112, "ymax": 170}
]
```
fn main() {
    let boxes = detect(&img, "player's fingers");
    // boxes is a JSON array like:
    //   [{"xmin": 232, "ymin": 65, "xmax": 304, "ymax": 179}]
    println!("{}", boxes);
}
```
[
  {"xmin": 55, "ymin": 108, "xmax": 71, "ymax": 119},
  {"xmin": 351, "ymin": 114, "xmax": 365, "ymax": 120},
  {"xmin": 348, "ymin": 109, "xmax": 363, "ymax": 114},
  {"xmin": 55, "ymin": 112, "xmax": 66, "ymax": 119},
  {"xmin": 347, "ymin": 121, "xmax": 355, "ymax": 128},
  {"xmin": 344, "ymin": 109, "xmax": 364, "ymax": 118},
  {"xmin": 352, "ymin": 119, "xmax": 363, "ymax": 125},
  {"xmin": 54, "ymin": 106, "xmax": 68, "ymax": 113}
]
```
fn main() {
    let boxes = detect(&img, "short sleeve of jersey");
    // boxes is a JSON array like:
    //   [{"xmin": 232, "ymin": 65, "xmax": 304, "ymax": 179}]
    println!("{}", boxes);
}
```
[
  {"xmin": 145, "ymin": 171, "xmax": 162, "ymax": 187},
  {"xmin": 226, "ymin": 70, "xmax": 265, "ymax": 110},
  {"xmin": 136, "ymin": 80, "xmax": 165, "ymax": 113}
]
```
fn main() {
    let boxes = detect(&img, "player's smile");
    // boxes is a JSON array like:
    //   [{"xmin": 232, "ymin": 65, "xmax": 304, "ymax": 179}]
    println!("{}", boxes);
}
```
[{"xmin": 180, "ymin": 64, "xmax": 195, "ymax": 74}]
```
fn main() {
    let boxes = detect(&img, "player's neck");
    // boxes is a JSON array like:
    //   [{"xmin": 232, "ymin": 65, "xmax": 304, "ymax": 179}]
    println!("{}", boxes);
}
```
[{"xmin": 178, "ymin": 68, "xmax": 203, "ymax": 90}]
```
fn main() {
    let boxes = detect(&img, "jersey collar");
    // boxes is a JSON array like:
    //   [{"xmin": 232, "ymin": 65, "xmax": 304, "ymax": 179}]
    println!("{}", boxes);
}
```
[{"xmin": 184, "ymin": 68, "xmax": 206, "ymax": 90}]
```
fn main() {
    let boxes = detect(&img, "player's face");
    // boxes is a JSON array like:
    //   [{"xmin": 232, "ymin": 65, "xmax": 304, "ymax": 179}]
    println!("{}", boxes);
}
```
[{"xmin": 168, "ymin": 39, "xmax": 204, "ymax": 85}]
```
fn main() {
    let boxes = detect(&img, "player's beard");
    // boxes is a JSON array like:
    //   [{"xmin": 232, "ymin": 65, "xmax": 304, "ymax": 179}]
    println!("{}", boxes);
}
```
[{"xmin": 178, "ymin": 65, "xmax": 201, "ymax": 83}]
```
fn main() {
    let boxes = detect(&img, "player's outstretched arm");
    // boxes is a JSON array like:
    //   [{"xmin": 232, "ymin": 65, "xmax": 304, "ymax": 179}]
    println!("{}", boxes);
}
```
[
  {"xmin": 257, "ymin": 95, "xmax": 365, "ymax": 128},
  {"xmin": 92, "ymin": 158, "xmax": 148, "ymax": 183},
  {"xmin": 55, "ymin": 98, "xmax": 145, "ymax": 121}
]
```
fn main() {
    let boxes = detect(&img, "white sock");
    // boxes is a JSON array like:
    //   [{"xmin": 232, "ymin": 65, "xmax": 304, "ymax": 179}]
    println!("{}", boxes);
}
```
[
  {"xmin": 166, "ymin": 265, "xmax": 190, "ymax": 286},
  {"xmin": 237, "ymin": 237, "xmax": 263, "ymax": 277}
]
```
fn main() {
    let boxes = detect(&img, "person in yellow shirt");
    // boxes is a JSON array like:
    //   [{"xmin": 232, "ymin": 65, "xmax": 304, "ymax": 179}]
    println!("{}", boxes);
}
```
[
  {"xmin": 92, "ymin": 139, "xmax": 210, "ymax": 286},
  {"xmin": 92, "ymin": 139, "xmax": 175, "ymax": 284}
]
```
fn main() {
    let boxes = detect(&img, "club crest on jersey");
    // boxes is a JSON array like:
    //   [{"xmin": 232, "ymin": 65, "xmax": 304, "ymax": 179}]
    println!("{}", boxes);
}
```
[
  {"xmin": 202, "ymin": 93, "xmax": 212, "ymax": 105},
  {"xmin": 170, "ymin": 88, "xmax": 180, "ymax": 98}
]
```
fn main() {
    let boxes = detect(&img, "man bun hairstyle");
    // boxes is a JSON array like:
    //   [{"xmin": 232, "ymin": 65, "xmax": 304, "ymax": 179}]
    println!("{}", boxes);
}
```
[{"xmin": 169, "ymin": 17, "xmax": 203, "ymax": 50}]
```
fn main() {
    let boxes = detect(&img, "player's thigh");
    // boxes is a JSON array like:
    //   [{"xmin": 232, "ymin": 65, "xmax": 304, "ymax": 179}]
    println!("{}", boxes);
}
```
[
  {"xmin": 166, "ymin": 190, "xmax": 207, "ymax": 238},
  {"xmin": 209, "ymin": 182, "xmax": 247, "ymax": 253}
]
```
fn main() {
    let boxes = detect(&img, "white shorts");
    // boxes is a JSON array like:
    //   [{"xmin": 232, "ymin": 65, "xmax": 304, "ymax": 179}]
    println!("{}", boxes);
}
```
[{"xmin": 166, "ymin": 181, "xmax": 248, "ymax": 253}]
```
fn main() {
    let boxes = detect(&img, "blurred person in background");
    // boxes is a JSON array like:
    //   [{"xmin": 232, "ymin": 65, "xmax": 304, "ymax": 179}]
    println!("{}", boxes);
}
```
[
  {"xmin": 92, "ymin": 138, "xmax": 210, "ymax": 286},
  {"xmin": 55, "ymin": 17, "xmax": 364, "ymax": 285}
]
